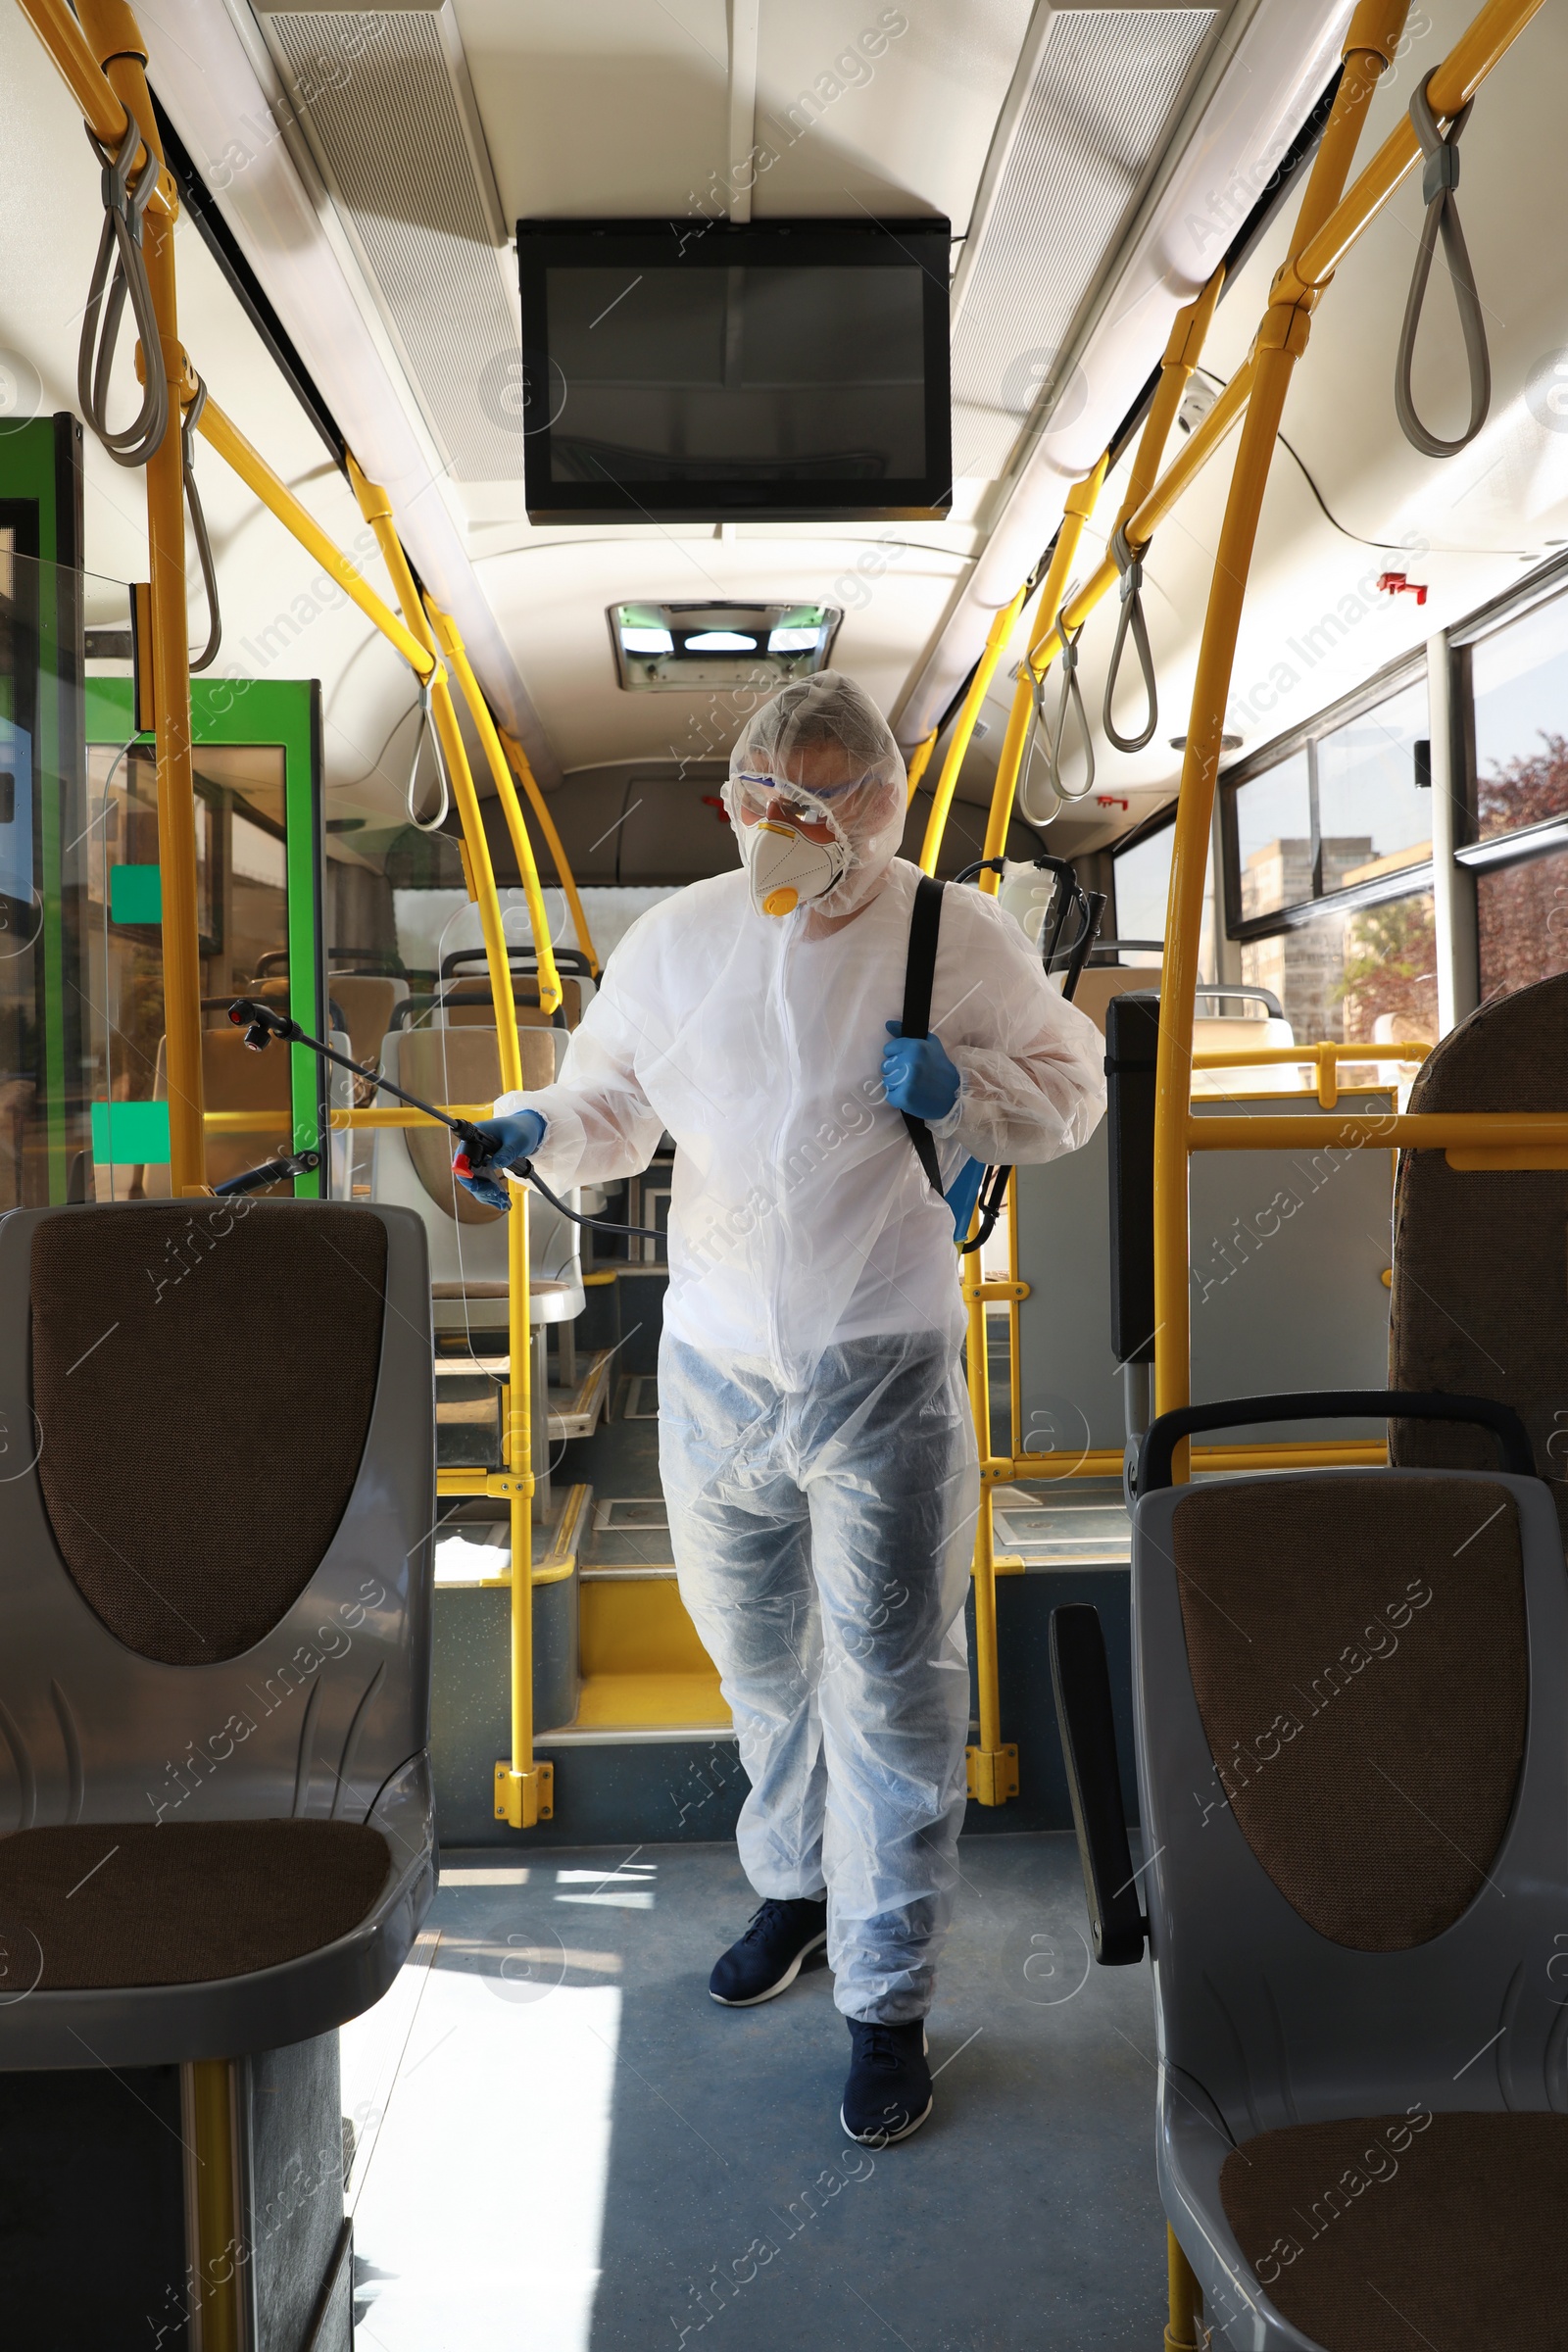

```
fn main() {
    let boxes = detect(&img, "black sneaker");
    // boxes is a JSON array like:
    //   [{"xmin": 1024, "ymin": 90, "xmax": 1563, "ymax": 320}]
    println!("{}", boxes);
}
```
[
  {"xmin": 841, "ymin": 2020, "xmax": 932, "ymax": 2145},
  {"xmin": 709, "ymin": 1896, "xmax": 828, "ymax": 2006}
]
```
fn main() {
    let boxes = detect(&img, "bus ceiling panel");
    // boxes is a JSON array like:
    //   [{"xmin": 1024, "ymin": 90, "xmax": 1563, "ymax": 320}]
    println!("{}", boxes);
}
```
[
  {"xmin": 895, "ymin": 0, "xmax": 1355, "ymax": 750},
  {"xmin": 946, "ymin": 2, "xmax": 1222, "ymax": 486},
  {"xmin": 0, "ymin": 0, "xmax": 404, "ymax": 768},
  {"xmin": 134, "ymin": 0, "xmax": 564, "ymax": 790},
  {"xmin": 475, "ymin": 535, "xmax": 965, "ymax": 775},
  {"xmin": 451, "ymin": 0, "xmax": 1037, "ymax": 242},
  {"xmin": 1052, "ymin": 0, "xmax": 1568, "ymax": 792}
]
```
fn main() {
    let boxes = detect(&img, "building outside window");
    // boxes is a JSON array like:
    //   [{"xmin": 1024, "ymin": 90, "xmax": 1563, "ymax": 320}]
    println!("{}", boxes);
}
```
[
  {"xmin": 1221, "ymin": 670, "xmax": 1437, "ymax": 1045},
  {"xmin": 1459, "ymin": 582, "xmax": 1568, "ymax": 1003}
]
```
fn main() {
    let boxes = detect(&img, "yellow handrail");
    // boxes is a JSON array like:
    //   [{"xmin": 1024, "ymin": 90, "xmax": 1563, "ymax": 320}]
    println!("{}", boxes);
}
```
[
  {"xmin": 1152, "ymin": 0, "xmax": 1414, "ymax": 1477},
  {"xmin": 197, "ymin": 400, "xmax": 440, "ymax": 684},
  {"xmin": 17, "ymin": 0, "xmax": 178, "ymax": 214},
  {"xmin": 499, "ymin": 727, "xmax": 600, "ymax": 976},
  {"xmin": 961, "ymin": 1207, "xmax": 1013, "ymax": 1805},
  {"xmin": 904, "ymin": 728, "xmax": 938, "ymax": 808},
  {"xmin": 348, "ymin": 455, "xmax": 550, "ymax": 1833},
  {"xmin": 426, "ymin": 603, "xmax": 564, "ymax": 1015},
  {"xmin": 1150, "ymin": 0, "xmax": 1547, "ymax": 1476},
  {"xmin": 977, "ymin": 459, "xmax": 1108, "ymax": 891},
  {"xmin": 72, "ymin": 0, "xmax": 206, "ymax": 1199},
  {"xmin": 1192, "ymin": 1038, "xmax": 1431, "ymax": 1107},
  {"xmin": 918, "ymin": 580, "xmax": 1033, "ymax": 874}
]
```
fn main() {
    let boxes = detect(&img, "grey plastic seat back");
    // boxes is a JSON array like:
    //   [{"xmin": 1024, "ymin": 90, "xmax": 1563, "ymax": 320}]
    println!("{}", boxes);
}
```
[
  {"xmin": 0, "ymin": 1200, "xmax": 434, "ymax": 1835},
  {"xmin": 1390, "ymin": 970, "xmax": 1568, "ymax": 1537},
  {"xmin": 1133, "ymin": 1466, "xmax": 1568, "ymax": 2136},
  {"xmin": 369, "ymin": 1026, "xmax": 583, "ymax": 1326}
]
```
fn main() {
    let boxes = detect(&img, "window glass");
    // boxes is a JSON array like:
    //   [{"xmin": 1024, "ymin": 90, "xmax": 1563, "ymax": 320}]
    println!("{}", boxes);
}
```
[
  {"xmin": 1112, "ymin": 825, "xmax": 1171, "ymax": 956},
  {"xmin": 1241, "ymin": 889, "xmax": 1436, "ymax": 1046},
  {"xmin": 1111, "ymin": 822, "xmax": 1214, "ymax": 977},
  {"xmin": 1477, "ymin": 847, "xmax": 1568, "ymax": 999},
  {"xmin": 1233, "ymin": 751, "xmax": 1311, "ymax": 917},
  {"xmin": 1316, "ymin": 680, "xmax": 1430, "ymax": 882},
  {"xmin": 1473, "ymin": 591, "xmax": 1568, "ymax": 840}
]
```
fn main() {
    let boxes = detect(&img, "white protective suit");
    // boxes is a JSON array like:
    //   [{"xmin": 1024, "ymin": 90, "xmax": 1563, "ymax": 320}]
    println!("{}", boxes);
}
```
[{"xmin": 496, "ymin": 673, "xmax": 1104, "ymax": 2021}]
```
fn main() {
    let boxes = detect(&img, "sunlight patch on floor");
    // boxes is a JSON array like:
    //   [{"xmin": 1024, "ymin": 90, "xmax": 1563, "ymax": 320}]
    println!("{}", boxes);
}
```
[{"xmin": 342, "ymin": 1941, "xmax": 621, "ymax": 2352}]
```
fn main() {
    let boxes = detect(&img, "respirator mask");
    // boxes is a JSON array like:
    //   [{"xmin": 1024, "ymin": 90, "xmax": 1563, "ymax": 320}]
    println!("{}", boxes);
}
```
[{"xmin": 729, "ymin": 772, "xmax": 859, "ymax": 918}]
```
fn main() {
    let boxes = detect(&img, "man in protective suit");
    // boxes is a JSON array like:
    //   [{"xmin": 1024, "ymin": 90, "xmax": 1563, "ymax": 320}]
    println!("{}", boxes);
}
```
[{"xmin": 457, "ymin": 672, "xmax": 1104, "ymax": 2144}]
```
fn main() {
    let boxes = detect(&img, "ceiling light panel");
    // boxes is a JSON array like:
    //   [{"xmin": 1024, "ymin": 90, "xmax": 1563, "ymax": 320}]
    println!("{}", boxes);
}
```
[
  {"xmin": 609, "ymin": 603, "xmax": 841, "ymax": 692},
  {"xmin": 256, "ymin": 1, "xmax": 520, "ymax": 482},
  {"xmin": 950, "ymin": 6, "xmax": 1217, "ymax": 482}
]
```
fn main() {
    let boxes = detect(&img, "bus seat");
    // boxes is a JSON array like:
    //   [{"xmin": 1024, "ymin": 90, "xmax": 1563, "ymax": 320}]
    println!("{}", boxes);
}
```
[
  {"xmin": 0, "ymin": 1199, "xmax": 435, "ymax": 2068},
  {"xmin": 327, "ymin": 972, "xmax": 408, "ymax": 1068},
  {"xmin": 438, "ymin": 976, "xmax": 583, "ymax": 1029},
  {"xmin": 1390, "ymin": 970, "xmax": 1568, "ymax": 1529},
  {"xmin": 252, "ymin": 971, "xmax": 409, "ymax": 1075},
  {"xmin": 1060, "ymin": 965, "xmax": 1152, "ymax": 1036},
  {"xmin": 1055, "ymin": 1398, "xmax": 1568, "ymax": 2350},
  {"xmin": 369, "ymin": 1025, "xmax": 584, "ymax": 1331},
  {"xmin": 143, "ymin": 1023, "xmax": 355, "ymax": 1199},
  {"xmin": 1189, "ymin": 1008, "xmax": 1300, "ymax": 1096},
  {"xmin": 1016, "ymin": 991, "xmax": 1388, "ymax": 1463}
]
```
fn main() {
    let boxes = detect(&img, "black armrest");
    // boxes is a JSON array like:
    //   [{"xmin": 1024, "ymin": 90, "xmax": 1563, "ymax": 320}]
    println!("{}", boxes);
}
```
[
  {"xmin": 1050, "ymin": 1604, "xmax": 1147, "ymax": 1967},
  {"xmin": 1137, "ymin": 1389, "xmax": 1535, "ymax": 1494}
]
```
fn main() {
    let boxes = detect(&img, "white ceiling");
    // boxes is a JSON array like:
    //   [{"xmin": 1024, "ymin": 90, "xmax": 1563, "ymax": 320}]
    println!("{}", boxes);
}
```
[{"xmin": 4, "ymin": 0, "xmax": 1563, "ymax": 866}]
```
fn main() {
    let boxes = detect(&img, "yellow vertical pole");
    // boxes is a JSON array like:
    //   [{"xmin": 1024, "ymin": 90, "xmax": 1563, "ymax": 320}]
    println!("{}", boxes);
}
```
[
  {"xmin": 77, "ymin": 0, "xmax": 205, "ymax": 1193},
  {"xmin": 904, "ymin": 727, "xmax": 938, "ymax": 808},
  {"xmin": 1005, "ymin": 1168, "xmax": 1022, "ymax": 1469},
  {"xmin": 1165, "ymin": 2229, "xmax": 1204, "ymax": 2350},
  {"xmin": 424, "ymin": 604, "xmax": 564, "ymax": 1012},
  {"xmin": 1151, "ymin": 0, "xmax": 1408, "ymax": 1476},
  {"xmin": 346, "ymin": 458, "xmax": 550, "ymax": 1830},
  {"xmin": 975, "ymin": 460, "xmax": 1108, "ymax": 895},
  {"xmin": 180, "ymin": 2059, "xmax": 241, "ymax": 2352},
  {"xmin": 498, "ymin": 725, "xmax": 600, "ymax": 978},
  {"xmin": 963, "ymin": 1216, "xmax": 1015, "ymax": 1805},
  {"xmin": 918, "ymin": 581, "xmax": 1033, "ymax": 875}
]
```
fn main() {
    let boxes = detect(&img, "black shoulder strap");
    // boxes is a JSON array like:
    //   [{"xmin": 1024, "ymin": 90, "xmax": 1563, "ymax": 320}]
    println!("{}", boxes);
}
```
[{"xmin": 901, "ymin": 875, "xmax": 946, "ymax": 1199}]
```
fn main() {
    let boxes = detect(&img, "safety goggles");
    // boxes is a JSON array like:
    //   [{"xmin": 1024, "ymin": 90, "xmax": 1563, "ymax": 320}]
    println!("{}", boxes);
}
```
[{"xmin": 731, "ymin": 769, "xmax": 871, "ymax": 821}]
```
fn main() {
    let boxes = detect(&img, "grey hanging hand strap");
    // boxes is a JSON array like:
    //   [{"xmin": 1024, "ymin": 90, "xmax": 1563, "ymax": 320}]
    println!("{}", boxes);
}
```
[
  {"xmin": 77, "ymin": 119, "xmax": 169, "ymax": 469},
  {"xmin": 1394, "ymin": 70, "xmax": 1490, "ymax": 460},
  {"xmin": 180, "ymin": 376, "xmax": 222, "ymax": 675},
  {"xmin": 1102, "ymin": 523, "xmax": 1158, "ymax": 755},
  {"xmin": 1042, "ymin": 615, "xmax": 1095, "ymax": 802}
]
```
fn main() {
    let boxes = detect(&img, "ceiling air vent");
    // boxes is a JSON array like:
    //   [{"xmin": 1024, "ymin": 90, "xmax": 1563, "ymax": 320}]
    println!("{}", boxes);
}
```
[
  {"xmin": 610, "ymin": 605, "xmax": 841, "ymax": 694},
  {"xmin": 951, "ymin": 6, "xmax": 1218, "ymax": 481},
  {"xmin": 255, "ymin": 1, "xmax": 518, "ymax": 483}
]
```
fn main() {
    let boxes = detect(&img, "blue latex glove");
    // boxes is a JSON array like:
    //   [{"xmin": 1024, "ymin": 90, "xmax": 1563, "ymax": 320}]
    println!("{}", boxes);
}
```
[
  {"xmin": 882, "ymin": 1022, "xmax": 960, "ymax": 1122},
  {"xmin": 453, "ymin": 1109, "xmax": 547, "ymax": 1211}
]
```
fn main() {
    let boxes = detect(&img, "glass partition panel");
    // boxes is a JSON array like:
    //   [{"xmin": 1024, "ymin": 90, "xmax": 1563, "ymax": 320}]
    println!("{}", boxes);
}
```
[
  {"xmin": 1110, "ymin": 820, "xmax": 1214, "ymax": 979},
  {"xmin": 0, "ymin": 545, "xmax": 96, "ymax": 1206},
  {"xmin": 1473, "ymin": 589, "xmax": 1568, "ymax": 840}
]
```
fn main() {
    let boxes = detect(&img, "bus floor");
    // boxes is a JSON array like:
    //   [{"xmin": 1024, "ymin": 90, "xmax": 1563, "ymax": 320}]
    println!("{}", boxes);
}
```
[{"xmin": 341, "ymin": 1831, "xmax": 1164, "ymax": 2351}]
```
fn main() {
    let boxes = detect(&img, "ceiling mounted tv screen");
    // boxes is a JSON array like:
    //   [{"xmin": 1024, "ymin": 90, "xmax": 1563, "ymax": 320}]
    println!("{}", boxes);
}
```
[{"xmin": 515, "ymin": 218, "xmax": 952, "ymax": 524}]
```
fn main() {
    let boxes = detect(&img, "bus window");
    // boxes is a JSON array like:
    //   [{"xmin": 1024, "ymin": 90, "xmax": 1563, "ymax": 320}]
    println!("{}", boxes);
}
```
[
  {"xmin": 1472, "ymin": 587, "xmax": 1568, "ymax": 840},
  {"xmin": 1233, "ymin": 749, "xmax": 1311, "ymax": 916},
  {"xmin": 1316, "ymin": 680, "xmax": 1431, "ymax": 883}
]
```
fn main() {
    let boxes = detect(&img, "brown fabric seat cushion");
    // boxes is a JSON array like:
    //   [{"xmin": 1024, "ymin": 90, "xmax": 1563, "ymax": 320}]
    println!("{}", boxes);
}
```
[
  {"xmin": 0, "ymin": 1821, "xmax": 392, "ymax": 1988},
  {"xmin": 30, "ymin": 1203, "xmax": 388, "ymax": 1665},
  {"xmin": 1172, "ymin": 1476, "xmax": 1525, "ymax": 1948},
  {"xmin": 1389, "ymin": 970, "xmax": 1568, "ymax": 1538},
  {"xmin": 1221, "ymin": 2112, "xmax": 1568, "ymax": 2349},
  {"xmin": 397, "ymin": 1028, "xmax": 556, "ymax": 1226}
]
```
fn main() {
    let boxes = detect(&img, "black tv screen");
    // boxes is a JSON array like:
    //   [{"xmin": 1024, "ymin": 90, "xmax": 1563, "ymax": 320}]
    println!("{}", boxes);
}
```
[{"xmin": 515, "ymin": 219, "xmax": 952, "ymax": 523}]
